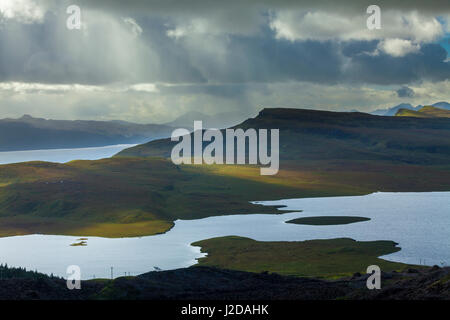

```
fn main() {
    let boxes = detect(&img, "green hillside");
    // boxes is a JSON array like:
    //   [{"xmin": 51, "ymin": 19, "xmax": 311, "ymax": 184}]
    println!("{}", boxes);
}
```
[
  {"xmin": 1, "ymin": 108, "xmax": 450, "ymax": 237},
  {"xmin": 192, "ymin": 236, "xmax": 413, "ymax": 279}
]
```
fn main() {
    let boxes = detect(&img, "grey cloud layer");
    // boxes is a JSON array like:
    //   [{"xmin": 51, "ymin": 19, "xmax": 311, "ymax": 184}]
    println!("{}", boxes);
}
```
[
  {"xmin": 0, "ymin": 0, "xmax": 449, "ymax": 121},
  {"xmin": 0, "ymin": 11, "xmax": 448, "ymax": 86},
  {"xmin": 60, "ymin": 0, "xmax": 450, "ymax": 15},
  {"xmin": 397, "ymin": 86, "xmax": 415, "ymax": 98}
]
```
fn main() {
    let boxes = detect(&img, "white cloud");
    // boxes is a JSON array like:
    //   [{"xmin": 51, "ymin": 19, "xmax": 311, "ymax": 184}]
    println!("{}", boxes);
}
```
[
  {"xmin": 166, "ymin": 9, "xmax": 264, "ymax": 38},
  {"xmin": 0, "ymin": 82, "xmax": 104, "ymax": 93},
  {"xmin": 167, "ymin": 27, "xmax": 186, "ymax": 39},
  {"xmin": 0, "ymin": 0, "xmax": 45, "ymax": 23},
  {"xmin": 270, "ymin": 10, "xmax": 444, "ymax": 44},
  {"xmin": 410, "ymin": 79, "xmax": 450, "ymax": 102},
  {"xmin": 377, "ymin": 39, "xmax": 421, "ymax": 57},
  {"xmin": 0, "ymin": 82, "xmax": 159, "ymax": 95},
  {"xmin": 270, "ymin": 11, "xmax": 367, "ymax": 42},
  {"xmin": 127, "ymin": 83, "xmax": 158, "ymax": 93},
  {"xmin": 123, "ymin": 17, "xmax": 143, "ymax": 37}
]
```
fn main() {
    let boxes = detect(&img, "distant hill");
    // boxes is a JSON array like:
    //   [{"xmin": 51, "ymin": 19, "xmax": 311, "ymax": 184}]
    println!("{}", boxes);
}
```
[
  {"xmin": 0, "ymin": 115, "xmax": 175, "ymax": 151},
  {"xmin": 395, "ymin": 106, "xmax": 450, "ymax": 118},
  {"xmin": 371, "ymin": 101, "xmax": 450, "ymax": 116},
  {"xmin": 370, "ymin": 103, "xmax": 420, "ymax": 116},
  {"xmin": 395, "ymin": 108, "xmax": 434, "ymax": 118},
  {"xmin": 432, "ymin": 102, "xmax": 450, "ymax": 110},
  {"xmin": 164, "ymin": 111, "xmax": 243, "ymax": 129},
  {"xmin": 118, "ymin": 108, "xmax": 450, "ymax": 165}
]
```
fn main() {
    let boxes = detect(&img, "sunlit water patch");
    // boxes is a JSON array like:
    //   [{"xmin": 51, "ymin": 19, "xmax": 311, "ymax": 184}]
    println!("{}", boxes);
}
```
[{"xmin": 0, "ymin": 144, "xmax": 136, "ymax": 165}]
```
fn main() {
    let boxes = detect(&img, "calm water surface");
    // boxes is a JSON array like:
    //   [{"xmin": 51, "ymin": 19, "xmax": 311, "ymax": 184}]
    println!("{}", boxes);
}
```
[
  {"xmin": 0, "ymin": 192, "xmax": 448, "ymax": 279},
  {"xmin": 0, "ymin": 144, "xmax": 136, "ymax": 164}
]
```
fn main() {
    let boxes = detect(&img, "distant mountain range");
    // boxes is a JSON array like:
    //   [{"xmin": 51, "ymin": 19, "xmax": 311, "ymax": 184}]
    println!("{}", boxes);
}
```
[
  {"xmin": 2, "ymin": 102, "xmax": 449, "ymax": 152},
  {"xmin": 0, "ymin": 115, "xmax": 175, "ymax": 152},
  {"xmin": 371, "ymin": 101, "xmax": 450, "ymax": 116}
]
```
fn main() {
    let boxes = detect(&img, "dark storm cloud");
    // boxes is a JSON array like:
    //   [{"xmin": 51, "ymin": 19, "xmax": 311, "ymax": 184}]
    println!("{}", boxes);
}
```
[
  {"xmin": 396, "ymin": 86, "xmax": 415, "ymax": 98},
  {"xmin": 172, "ymin": 28, "xmax": 343, "ymax": 84},
  {"xmin": 243, "ymin": 35, "xmax": 342, "ymax": 83},
  {"xmin": 345, "ymin": 44, "xmax": 450, "ymax": 85}
]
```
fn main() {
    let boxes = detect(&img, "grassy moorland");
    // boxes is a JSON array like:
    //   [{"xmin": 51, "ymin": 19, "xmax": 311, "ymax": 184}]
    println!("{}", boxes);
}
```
[
  {"xmin": 0, "ymin": 158, "xmax": 358, "ymax": 237},
  {"xmin": 286, "ymin": 216, "xmax": 370, "ymax": 225},
  {"xmin": 192, "ymin": 236, "xmax": 414, "ymax": 279},
  {"xmin": 0, "ymin": 108, "xmax": 450, "ymax": 237},
  {"xmin": 1, "ymin": 158, "xmax": 450, "ymax": 237}
]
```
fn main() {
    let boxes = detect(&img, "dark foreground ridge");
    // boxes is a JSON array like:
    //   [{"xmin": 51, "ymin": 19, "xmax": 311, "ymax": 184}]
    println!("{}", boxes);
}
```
[
  {"xmin": 0, "ymin": 265, "xmax": 448, "ymax": 300},
  {"xmin": 2, "ymin": 107, "xmax": 450, "ymax": 238}
]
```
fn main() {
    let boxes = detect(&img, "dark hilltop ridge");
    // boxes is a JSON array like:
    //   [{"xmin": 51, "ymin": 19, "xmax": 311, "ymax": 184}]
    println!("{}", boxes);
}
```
[
  {"xmin": 0, "ymin": 265, "xmax": 448, "ymax": 300},
  {"xmin": 118, "ymin": 107, "xmax": 450, "ymax": 165}
]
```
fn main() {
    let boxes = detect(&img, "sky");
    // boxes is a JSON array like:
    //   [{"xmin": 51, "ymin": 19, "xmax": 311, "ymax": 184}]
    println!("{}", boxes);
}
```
[{"xmin": 0, "ymin": 0, "xmax": 449, "ymax": 123}]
